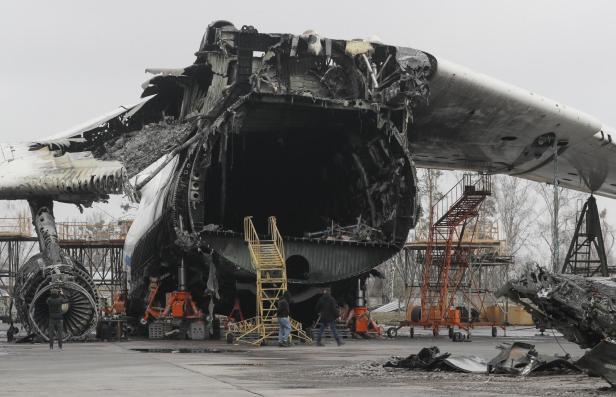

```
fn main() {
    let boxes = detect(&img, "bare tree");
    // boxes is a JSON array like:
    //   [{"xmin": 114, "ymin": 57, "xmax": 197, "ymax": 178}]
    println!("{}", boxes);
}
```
[
  {"xmin": 535, "ymin": 184, "xmax": 584, "ymax": 271},
  {"xmin": 597, "ymin": 208, "xmax": 616, "ymax": 267},
  {"xmin": 494, "ymin": 175, "xmax": 536, "ymax": 258},
  {"xmin": 415, "ymin": 168, "xmax": 443, "ymax": 239}
]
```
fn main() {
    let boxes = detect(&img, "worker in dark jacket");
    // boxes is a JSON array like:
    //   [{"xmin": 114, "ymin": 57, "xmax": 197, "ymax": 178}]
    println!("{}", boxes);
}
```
[
  {"xmin": 46, "ymin": 289, "xmax": 68, "ymax": 350},
  {"xmin": 315, "ymin": 288, "xmax": 343, "ymax": 346},
  {"xmin": 277, "ymin": 291, "xmax": 292, "ymax": 347}
]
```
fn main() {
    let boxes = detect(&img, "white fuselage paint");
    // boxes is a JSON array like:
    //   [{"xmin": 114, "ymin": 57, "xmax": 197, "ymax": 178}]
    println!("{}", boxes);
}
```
[{"xmin": 123, "ymin": 154, "xmax": 179, "ymax": 272}]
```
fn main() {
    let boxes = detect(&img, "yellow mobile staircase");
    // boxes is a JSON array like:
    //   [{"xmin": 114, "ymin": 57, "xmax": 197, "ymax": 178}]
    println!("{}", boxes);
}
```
[{"xmin": 225, "ymin": 216, "xmax": 312, "ymax": 345}]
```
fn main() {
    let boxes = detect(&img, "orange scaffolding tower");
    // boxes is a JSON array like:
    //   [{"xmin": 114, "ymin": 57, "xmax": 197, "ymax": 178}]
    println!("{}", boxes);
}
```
[{"xmin": 420, "ymin": 173, "xmax": 491, "ymax": 335}]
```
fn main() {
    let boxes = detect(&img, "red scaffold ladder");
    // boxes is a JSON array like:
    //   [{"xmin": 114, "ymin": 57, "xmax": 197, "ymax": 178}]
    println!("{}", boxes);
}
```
[{"xmin": 420, "ymin": 173, "xmax": 491, "ymax": 335}]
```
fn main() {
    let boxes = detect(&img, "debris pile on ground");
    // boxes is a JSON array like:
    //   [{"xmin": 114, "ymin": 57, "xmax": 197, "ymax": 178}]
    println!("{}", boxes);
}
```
[
  {"xmin": 576, "ymin": 339, "xmax": 616, "ymax": 387},
  {"xmin": 488, "ymin": 342, "xmax": 580, "ymax": 376},
  {"xmin": 384, "ymin": 346, "xmax": 487, "ymax": 373},
  {"xmin": 498, "ymin": 267, "xmax": 616, "ymax": 387},
  {"xmin": 382, "ymin": 343, "xmax": 580, "ymax": 377},
  {"xmin": 99, "ymin": 121, "xmax": 194, "ymax": 177}
]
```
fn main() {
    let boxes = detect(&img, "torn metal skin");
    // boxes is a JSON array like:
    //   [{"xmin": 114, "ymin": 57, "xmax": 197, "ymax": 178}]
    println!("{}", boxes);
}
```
[
  {"xmin": 487, "ymin": 341, "xmax": 579, "ymax": 376},
  {"xmin": 497, "ymin": 267, "xmax": 616, "ymax": 348},
  {"xmin": 383, "ymin": 346, "xmax": 488, "ymax": 374},
  {"xmin": 498, "ymin": 267, "xmax": 616, "ymax": 386},
  {"xmin": 576, "ymin": 339, "xmax": 616, "ymax": 386},
  {"xmin": 383, "ymin": 343, "xmax": 577, "ymax": 376},
  {"xmin": 102, "ymin": 21, "xmax": 435, "ymax": 318}
]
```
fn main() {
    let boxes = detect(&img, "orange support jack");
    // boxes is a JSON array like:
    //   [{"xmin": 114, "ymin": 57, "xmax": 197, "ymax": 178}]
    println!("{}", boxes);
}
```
[
  {"xmin": 161, "ymin": 291, "xmax": 203, "ymax": 319},
  {"xmin": 140, "ymin": 273, "xmax": 203, "ymax": 324},
  {"xmin": 227, "ymin": 297, "xmax": 245, "ymax": 323}
]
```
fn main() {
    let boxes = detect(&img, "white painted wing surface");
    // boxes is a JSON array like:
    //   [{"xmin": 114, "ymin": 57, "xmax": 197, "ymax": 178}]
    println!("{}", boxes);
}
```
[
  {"xmin": 411, "ymin": 58, "xmax": 616, "ymax": 197},
  {"xmin": 0, "ymin": 144, "xmax": 127, "ymax": 202}
]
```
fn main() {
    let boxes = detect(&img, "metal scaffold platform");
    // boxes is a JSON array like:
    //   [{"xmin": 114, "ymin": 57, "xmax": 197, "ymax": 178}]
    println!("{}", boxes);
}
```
[
  {"xmin": 0, "ymin": 218, "xmax": 130, "ymax": 299},
  {"xmin": 401, "ymin": 174, "xmax": 512, "ymax": 336}
]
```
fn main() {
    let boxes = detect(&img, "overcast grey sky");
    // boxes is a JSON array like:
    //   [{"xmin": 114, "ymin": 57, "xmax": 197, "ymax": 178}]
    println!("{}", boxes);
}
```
[
  {"xmin": 0, "ymin": 0, "xmax": 615, "ymax": 221},
  {"xmin": 1, "ymin": 0, "xmax": 615, "ymax": 141}
]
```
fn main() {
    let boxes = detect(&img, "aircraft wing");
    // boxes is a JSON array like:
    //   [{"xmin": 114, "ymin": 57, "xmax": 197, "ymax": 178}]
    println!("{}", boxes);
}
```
[
  {"xmin": 0, "ymin": 143, "xmax": 131, "ymax": 203},
  {"xmin": 0, "ymin": 97, "xmax": 159, "ymax": 203},
  {"xmin": 411, "ymin": 58, "xmax": 616, "ymax": 198},
  {"xmin": 28, "ymin": 95, "xmax": 156, "ymax": 153}
]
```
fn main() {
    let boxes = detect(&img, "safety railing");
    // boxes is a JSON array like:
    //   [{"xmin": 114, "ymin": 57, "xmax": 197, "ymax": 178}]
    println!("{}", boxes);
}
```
[
  {"xmin": 432, "ymin": 173, "xmax": 492, "ymax": 224},
  {"xmin": 0, "ymin": 216, "xmax": 32, "ymax": 237},
  {"xmin": 268, "ymin": 216, "xmax": 285, "ymax": 260},
  {"xmin": 244, "ymin": 216, "xmax": 261, "ymax": 267},
  {"xmin": 415, "ymin": 218, "xmax": 500, "ymax": 241},
  {"xmin": 0, "ymin": 218, "xmax": 133, "ymax": 240},
  {"xmin": 57, "ymin": 221, "xmax": 132, "ymax": 241}
]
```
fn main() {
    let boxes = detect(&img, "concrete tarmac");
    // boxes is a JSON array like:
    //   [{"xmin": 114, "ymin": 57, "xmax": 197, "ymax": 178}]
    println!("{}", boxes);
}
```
[{"xmin": 0, "ymin": 327, "xmax": 611, "ymax": 396}]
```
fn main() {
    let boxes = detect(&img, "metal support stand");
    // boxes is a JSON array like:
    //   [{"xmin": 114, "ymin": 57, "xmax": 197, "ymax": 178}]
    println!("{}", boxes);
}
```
[{"xmin": 561, "ymin": 195, "xmax": 610, "ymax": 276}]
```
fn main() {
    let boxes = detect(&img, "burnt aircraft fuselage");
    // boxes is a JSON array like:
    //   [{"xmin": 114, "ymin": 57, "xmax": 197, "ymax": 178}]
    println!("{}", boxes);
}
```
[{"xmin": 122, "ymin": 22, "xmax": 434, "ymax": 316}]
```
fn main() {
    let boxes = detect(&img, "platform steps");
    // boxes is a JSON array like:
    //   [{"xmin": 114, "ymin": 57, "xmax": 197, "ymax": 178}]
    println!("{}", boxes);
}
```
[{"xmin": 226, "ymin": 216, "xmax": 312, "ymax": 346}]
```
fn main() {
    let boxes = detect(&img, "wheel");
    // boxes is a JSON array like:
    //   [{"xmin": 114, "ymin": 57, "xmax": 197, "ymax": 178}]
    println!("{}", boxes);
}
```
[
  {"xmin": 226, "ymin": 333, "xmax": 235, "ymax": 344},
  {"xmin": 410, "ymin": 327, "xmax": 414, "ymax": 338},
  {"xmin": 386, "ymin": 327, "xmax": 398, "ymax": 338},
  {"xmin": 491, "ymin": 326, "xmax": 497, "ymax": 337}
]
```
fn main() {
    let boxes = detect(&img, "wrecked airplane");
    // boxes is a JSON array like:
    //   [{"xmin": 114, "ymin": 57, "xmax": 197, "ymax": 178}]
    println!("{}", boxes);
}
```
[{"xmin": 7, "ymin": 20, "xmax": 616, "ymax": 338}]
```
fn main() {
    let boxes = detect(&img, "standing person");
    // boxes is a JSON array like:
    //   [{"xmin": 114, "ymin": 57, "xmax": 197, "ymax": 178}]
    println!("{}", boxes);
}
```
[
  {"xmin": 46, "ymin": 289, "xmax": 68, "ymax": 350},
  {"xmin": 277, "ymin": 291, "xmax": 292, "ymax": 347},
  {"xmin": 315, "ymin": 288, "xmax": 344, "ymax": 346}
]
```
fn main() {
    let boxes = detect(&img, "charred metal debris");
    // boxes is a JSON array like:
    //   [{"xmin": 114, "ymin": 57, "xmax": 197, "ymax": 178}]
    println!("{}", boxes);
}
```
[
  {"xmin": 498, "ymin": 267, "xmax": 616, "ymax": 386},
  {"xmin": 497, "ymin": 267, "xmax": 616, "ymax": 348},
  {"xmin": 488, "ymin": 342, "xmax": 579, "ymax": 376},
  {"xmin": 98, "ymin": 21, "xmax": 434, "ymax": 246},
  {"xmin": 384, "ymin": 344, "xmax": 579, "ymax": 376},
  {"xmin": 384, "ymin": 346, "xmax": 487, "ymax": 373}
]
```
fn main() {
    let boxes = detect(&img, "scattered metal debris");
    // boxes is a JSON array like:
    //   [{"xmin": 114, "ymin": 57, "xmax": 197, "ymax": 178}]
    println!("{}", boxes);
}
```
[
  {"xmin": 444, "ymin": 355, "xmax": 489, "ymax": 374},
  {"xmin": 384, "ymin": 346, "xmax": 449, "ymax": 370},
  {"xmin": 488, "ymin": 342, "xmax": 579, "ymax": 376},
  {"xmin": 384, "ymin": 346, "xmax": 487, "ymax": 373},
  {"xmin": 384, "ymin": 343, "xmax": 580, "ymax": 377},
  {"xmin": 576, "ymin": 339, "xmax": 616, "ymax": 387},
  {"xmin": 498, "ymin": 268, "xmax": 616, "ymax": 387}
]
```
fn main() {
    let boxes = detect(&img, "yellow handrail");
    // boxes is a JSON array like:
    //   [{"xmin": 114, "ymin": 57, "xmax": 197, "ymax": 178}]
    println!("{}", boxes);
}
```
[
  {"xmin": 268, "ymin": 216, "xmax": 285, "ymax": 260},
  {"xmin": 244, "ymin": 216, "xmax": 261, "ymax": 267}
]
